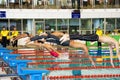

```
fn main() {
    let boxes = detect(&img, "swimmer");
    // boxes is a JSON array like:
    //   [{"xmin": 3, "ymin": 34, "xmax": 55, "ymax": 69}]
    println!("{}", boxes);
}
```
[
  {"xmin": 60, "ymin": 33, "xmax": 120, "ymax": 67},
  {"xmin": 26, "ymin": 31, "xmax": 96, "ymax": 67},
  {"xmin": 10, "ymin": 32, "xmax": 34, "ymax": 47},
  {"xmin": 32, "ymin": 41, "xmax": 60, "ymax": 57},
  {"xmin": 11, "ymin": 32, "xmax": 60, "ymax": 58}
]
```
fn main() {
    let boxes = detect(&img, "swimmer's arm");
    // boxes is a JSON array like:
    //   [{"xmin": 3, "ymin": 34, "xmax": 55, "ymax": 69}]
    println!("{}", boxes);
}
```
[
  {"xmin": 43, "ymin": 44, "xmax": 60, "ymax": 55},
  {"xmin": 25, "ymin": 40, "xmax": 40, "ymax": 47},
  {"xmin": 13, "ymin": 34, "xmax": 27, "ymax": 40},
  {"xmin": 25, "ymin": 36, "xmax": 46, "ymax": 44}
]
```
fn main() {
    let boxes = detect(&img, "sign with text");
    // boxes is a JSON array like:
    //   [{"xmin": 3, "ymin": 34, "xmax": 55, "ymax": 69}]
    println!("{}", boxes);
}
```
[
  {"xmin": 72, "ymin": 10, "xmax": 80, "ymax": 18},
  {"xmin": 0, "ymin": 11, "xmax": 6, "ymax": 18}
]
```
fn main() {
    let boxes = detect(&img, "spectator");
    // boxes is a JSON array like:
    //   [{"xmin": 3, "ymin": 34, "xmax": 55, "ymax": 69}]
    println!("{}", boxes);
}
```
[
  {"xmin": 71, "ymin": 0, "xmax": 75, "ymax": 8},
  {"xmin": 83, "ymin": 0, "xmax": 88, "ymax": 7},
  {"xmin": 77, "ymin": 0, "xmax": 81, "ymax": 9}
]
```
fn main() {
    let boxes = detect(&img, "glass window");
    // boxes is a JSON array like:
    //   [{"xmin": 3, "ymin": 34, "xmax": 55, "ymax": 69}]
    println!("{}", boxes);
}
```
[
  {"xmin": 0, "ymin": 19, "xmax": 8, "ymax": 30},
  {"xmin": 23, "ymin": 19, "xmax": 34, "ymax": 34},
  {"xmin": 57, "ymin": 19, "xmax": 68, "ymax": 32},
  {"xmin": 23, "ymin": 19, "xmax": 27, "ymax": 31},
  {"xmin": 116, "ymin": 18, "xmax": 120, "ymax": 34},
  {"xmin": 81, "ymin": 19, "xmax": 91, "ymax": 34},
  {"xmin": 35, "ymin": 21, "xmax": 44, "ymax": 35},
  {"xmin": 45, "ymin": 19, "xmax": 56, "ymax": 32},
  {"xmin": 106, "ymin": 18, "xmax": 115, "ymax": 33},
  {"xmin": 92, "ymin": 18, "xmax": 104, "ymax": 33},
  {"xmin": 81, "ymin": 19, "xmax": 91, "ymax": 30},
  {"xmin": 10, "ymin": 19, "xmax": 21, "ymax": 31},
  {"xmin": 116, "ymin": 18, "xmax": 120, "ymax": 29},
  {"xmin": 69, "ymin": 19, "xmax": 79, "ymax": 34}
]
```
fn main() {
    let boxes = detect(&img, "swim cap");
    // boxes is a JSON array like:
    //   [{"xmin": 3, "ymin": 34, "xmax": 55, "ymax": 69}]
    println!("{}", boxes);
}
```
[{"xmin": 50, "ymin": 51, "xmax": 59, "ymax": 57}]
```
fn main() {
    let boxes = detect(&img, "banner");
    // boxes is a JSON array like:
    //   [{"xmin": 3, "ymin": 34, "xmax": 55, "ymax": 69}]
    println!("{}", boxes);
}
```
[
  {"xmin": 71, "ymin": 10, "xmax": 80, "ymax": 18},
  {"xmin": 0, "ymin": 11, "xmax": 6, "ymax": 18}
]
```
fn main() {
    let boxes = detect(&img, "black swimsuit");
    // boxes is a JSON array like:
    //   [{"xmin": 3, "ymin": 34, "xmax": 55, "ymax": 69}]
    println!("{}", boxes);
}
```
[{"xmin": 70, "ymin": 34, "xmax": 99, "ymax": 41}]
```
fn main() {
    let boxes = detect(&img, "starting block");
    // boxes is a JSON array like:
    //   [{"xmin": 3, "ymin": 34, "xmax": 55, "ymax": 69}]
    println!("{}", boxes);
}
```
[
  {"xmin": 0, "ymin": 50, "xmax": 13, "ymax": 57},
  {"xmin": 9, "ymin": 59, "xmax": 49, "ymax": 80},
  {"xmin": 2, "ymin": 54, "xmax": 21, "ymax": 63},
  {"xmin": 0, "ymin": 48, "xmax": 49, "ymax": 80}
]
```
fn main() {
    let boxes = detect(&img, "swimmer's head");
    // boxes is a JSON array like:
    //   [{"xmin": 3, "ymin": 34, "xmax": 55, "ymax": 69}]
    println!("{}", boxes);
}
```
[{"xmin": 24, "ymin": 32, "xmax": 30, "ymax": 37}]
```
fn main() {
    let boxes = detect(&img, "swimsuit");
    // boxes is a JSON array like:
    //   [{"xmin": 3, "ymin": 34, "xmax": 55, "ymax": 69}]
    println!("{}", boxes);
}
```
[{"xmin": 70, "ymin": 34, "xmax": 99, "ymax": 41}]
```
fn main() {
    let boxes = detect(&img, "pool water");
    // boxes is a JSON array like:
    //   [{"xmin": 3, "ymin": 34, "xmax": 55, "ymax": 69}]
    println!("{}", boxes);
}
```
[{"xmin": 27, "ymin": 52, "xmax": 120, "ymax": 80}]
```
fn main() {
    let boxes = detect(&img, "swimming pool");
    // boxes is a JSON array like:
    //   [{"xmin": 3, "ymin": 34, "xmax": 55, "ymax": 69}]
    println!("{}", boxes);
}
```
[
  {"xmin": 25, "ymin": 50, "xmax": 120, "ymax": 80},
  {"xmin": 1, "ymin": 47, "xmax": 119, "ymax": 80}
]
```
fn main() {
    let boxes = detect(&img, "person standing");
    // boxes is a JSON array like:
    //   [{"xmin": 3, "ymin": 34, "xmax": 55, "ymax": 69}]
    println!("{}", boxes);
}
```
[
  {"xmin": 37, "ymin": 28, "xmax": 43, "ymax": 35},
  {"xmin": 83, "ymin": 0, "xmax": 88, "ymax": 7},
  {"xmin": 7, "ymin": 34, "xmax": 11, "ymax": 46},
  {"xmin": 1, "ymin": 26, "xmax": 9, "ymax": 47},
  {"xmin": 11, "ymin": 27, "xmax": 19, "ymax": 47},
  {"xmin": 96, "ymin": 27, "xmax": 103, "ymax": 56},
  {"xmin": 71, "ymin": 0, "xmax": 75, "ymax": 8},
  {"xmin": 77, "ymin": 0, "xmax": 81, "ymax": 9},
  {"xmin": 96, "ymin": 27, "xmax": 103, "ymax": 47}
]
